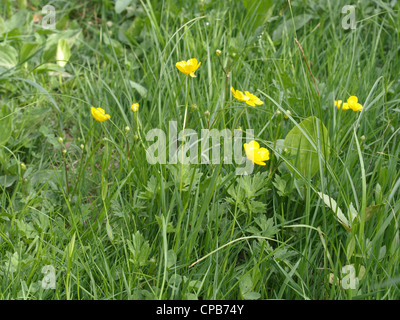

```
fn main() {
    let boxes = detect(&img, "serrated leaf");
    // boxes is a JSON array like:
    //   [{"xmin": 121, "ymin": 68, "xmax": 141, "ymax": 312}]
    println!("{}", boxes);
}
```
[
  {"xmin": 272, "ymin": 174, "xmax": 287, "ymax": 197},
  {"xmin": 155, "ymin": 215, "xmax": 175, "ymax": 233},
  {"xmin": 128, "ymin": 231, "xmax": 150, "ymax": 267}
]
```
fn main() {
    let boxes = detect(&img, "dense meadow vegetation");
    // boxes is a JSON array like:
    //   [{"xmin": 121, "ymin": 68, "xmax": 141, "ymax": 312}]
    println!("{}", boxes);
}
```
[{"xmin": 0, "ymin": 0, "xmax": 400, "ymax": 300}]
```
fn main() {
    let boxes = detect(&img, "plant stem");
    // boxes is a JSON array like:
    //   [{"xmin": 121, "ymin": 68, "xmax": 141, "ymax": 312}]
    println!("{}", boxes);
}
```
[{"xmin": 179, "ymin": 76, "xmax": 191, "ymax": 196}]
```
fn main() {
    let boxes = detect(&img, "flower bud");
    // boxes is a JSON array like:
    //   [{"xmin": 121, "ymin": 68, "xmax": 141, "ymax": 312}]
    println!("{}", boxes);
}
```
[
  {"xmin": 125, "ymin": 126, "xmax": 131, "ymax": 132},
  {"xmin": 58, "ymin": 137, "xmax": 64, "ymax": 144},
  {"xmin": 80, "ymin": 144, "xmax": 85, "ymax": 150},
  {"xmin": 62, "ymin": 149, "xmax": 67, "ymax": 155},
  {"xmin": 284, "ymin": 110, "xmax": 291, "ymax": 119},
  {"xmin": 131, "ymin": 103, "xmax": 139, "ymax": 112},
  {"xmin": 20, "ymin": 162, "xmax": 26, "ymax": 170},
  {"xmin": 216, "ymin": 49, "xmax": 222, "ymax": 56},
  {"xmin": 361, "ymin": 135, "xmax": 366, "ymax": 141}
]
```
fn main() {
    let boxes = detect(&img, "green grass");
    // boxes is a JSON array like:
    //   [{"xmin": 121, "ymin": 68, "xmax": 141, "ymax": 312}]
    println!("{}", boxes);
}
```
[{"xmin": 0, "ymin": 0, "xmax": 400, "ymax": 300}]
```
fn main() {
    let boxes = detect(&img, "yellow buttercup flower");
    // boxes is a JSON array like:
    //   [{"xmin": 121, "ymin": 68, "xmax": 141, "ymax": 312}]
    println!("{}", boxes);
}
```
[
  {"xmin": 244, "ymin": 91, "xmax": 264, "ymax": 107},
  {"xmin": 231, "ymin": 86, "xmax": 249, "ymax": 102},
  {"xmin": 335, "ymin": 96, "xmax": 362, "ymax": 112},
  {"xmin": 91, "ymin": 107, "xmax": 111, "ymax": 122},
  {"xmin": 175, "ymin": 58, "xmax": 201, "ymax": 77},
  {"xmin": 244, "ymin": 140, "xmax": 270, "ymax": 166},
  {"xmin": 347, "ymin": 96, "xmax": 363, "ymax": 111},
  {"xmin": 131, "ymin": 102, "xmax": 139, "ymax": 112},
  {"xmin": 335, "ymin": 100, "xmax": 348, "ymax": 110},
  {"xmin": 231, "ymin": 87, "xmax": 263, "ymax": 106}
]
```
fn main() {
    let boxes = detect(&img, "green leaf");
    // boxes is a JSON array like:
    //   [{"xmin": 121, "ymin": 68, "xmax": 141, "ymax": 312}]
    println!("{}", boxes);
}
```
[
  {"xmin": 272, "ymin": 174, "xmax": 288, "ymax": 197},
  {"xmin": 42, "ymin": 29, "xmax": 81, "ymax": 63},
  {"xmin": 239, "ymin": 274, "xmax": 261, "ymax": 299},
  {"xmin": 167, "ymin": 249, "xmax": 177, "ymax": 269},
  {"xmin": 124, "ymin": 17, "xmax": 145, "ymax": 42},
  {"xmin": 243, "ymin": 0, "xmax": 273, "ymax": 30},
  {"xmin": 56, "ymin": 38, "xmax": 71, "ymax": 68},
  {"xmin": 127, "ymin": 231, "xmax": 150, "ymax": 267},
  {"xmin": 239, "ymin": 274, "xmax": 253, "ymax": 294},
  {"xmin": 0, "ymin": 105, "xmax": 13, "ymax": 146},
  {"xmin": 17, "ymin": 0, "xmax": 27, "ymax": 10},
  {"xmin": 156, "ymin": 215, "xmax": 175, "ymax": 233},
  {"xmin": 184, "ymin": 293, "xmax": 198, "ymax": 300},
  {"xmin": 20, "ymin": 42, "xmax": 39, "ymax": 63},
  {"xmin": 0, "ymin": 17, "xmax": 5, "ymax": 35},
  {"xmin": 346, "ymin": 237, "xmax": 356, "ymax": 259},
  {"xmin": 0, "ymin": 175, "xmax": 17, "ymax": 188},
  {"xmin": 365, "ymin": 204, "xmax": 383, "ymax": 221},
  {"xmin": 4, "ymin": 10, "xmax": 28, "ymax": 33},
  {"xmin": 317, "ymin": 192, "xmax": 351, "ymax": 231},
  {"xmin": 106, "ymin": 220, "xmax": 114, "ymax": 242},
  {"xmin": 0, "ymin": 44, "xmax": 18, "ymax": 71},
  {"xmin": 283, "ymin": 116, "xmax": 329, "ymax": 178},
  {"xmin": 68, "ymin": 233, "xmax": 76, "ymax": 258},
  {"xmin": 272, "ymin": 14, "xmax": 314, "ymax": 41},
  {"xmin": 129, "ymin": 80, "xmax": 148, "ymax": 98},
  {"xmin": 15, "ymin": 219, "xmax": 38, "ymax": 239},
  {"xmin": 115, "ymin": 0, "xmax": 133, "ymax": 14},
  {"xmin": 243, "ymin": 291, "xmax": 261, "ymax": 300}
]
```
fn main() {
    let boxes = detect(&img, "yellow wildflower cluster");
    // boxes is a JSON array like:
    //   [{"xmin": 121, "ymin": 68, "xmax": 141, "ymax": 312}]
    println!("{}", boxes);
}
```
[{"xmin": 335, "ymin": 96, "xmax": 363, "ymax": 112}]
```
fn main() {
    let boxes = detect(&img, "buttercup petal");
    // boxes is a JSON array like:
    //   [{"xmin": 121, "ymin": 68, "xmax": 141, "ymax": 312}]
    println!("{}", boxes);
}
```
[{"xmin": 348, "ymin": 96, "xmax": 358, "ymax": 103}]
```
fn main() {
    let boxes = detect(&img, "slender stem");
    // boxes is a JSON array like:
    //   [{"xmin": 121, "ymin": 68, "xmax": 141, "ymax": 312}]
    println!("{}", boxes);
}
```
[
  {"xmin": 208, "ymin": 99, "xmax": 234, "ymax": 129},
  {"xmin": 294, "ymin": 38, "xmax": 320, "ymax": 97},
  {"xmin": 232, "ymin": 105, "xmax": 248, "ymax": 132},
  {"xmin": 172, "ymin": 76, "xmax": 187, "ymax": 121},
  {"xmin": 180, "ymin": 76, "xmax": 191, "ymax": 196},
  {"xmin": 62, "ymin": 150, "xmax": 70, "ymax": 200},
  {"xmin": 269, "ymin": 117, "xmax": 282, "ymax": 176},
  {"xmin": 125, "ymin": 135, "xmax": 130, "ymax": 159}
]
